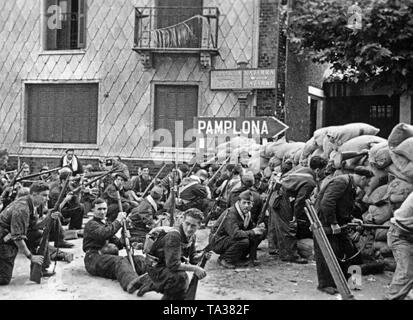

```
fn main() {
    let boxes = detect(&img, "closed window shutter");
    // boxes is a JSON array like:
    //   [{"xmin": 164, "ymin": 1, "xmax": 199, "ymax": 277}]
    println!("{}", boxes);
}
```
[
  {"xmin": 27, "ymin": 84, "xmax": 98, "ymax": 144},
  {"xmin": 77, "ymin": 0, "xmax": 86, "ymax": 48},
  {"xmin": 154, "ymin": 85, "xmax": 198, "ymax": 148}
]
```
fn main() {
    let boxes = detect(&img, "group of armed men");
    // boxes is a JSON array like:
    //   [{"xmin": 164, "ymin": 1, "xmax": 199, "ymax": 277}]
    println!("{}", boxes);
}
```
[{"xmin": 0, "ymin": 147, "xmax": 412, "ymax": 300}]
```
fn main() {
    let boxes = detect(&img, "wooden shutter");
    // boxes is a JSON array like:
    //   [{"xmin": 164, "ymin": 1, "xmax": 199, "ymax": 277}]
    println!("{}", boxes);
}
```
[
  {"xmin": 154, "ymin": 85, "xmax": 198, "ymax": 147},
  {"xmin": 77, "ymin": 0, "xmax": 86, "ymax": 48},
  {"xmin": 27, "ymin": 83, "xmax": 98, "ymax": 144}
]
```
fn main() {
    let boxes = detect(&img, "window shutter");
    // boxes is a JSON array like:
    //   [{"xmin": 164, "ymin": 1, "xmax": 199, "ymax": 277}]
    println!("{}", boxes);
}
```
[
  {"xmin": 77, "ymin": 0, "xmax": 86, "ymax": 48},
  {"xmin": 45, "ymin": 0, "xmax": 58, "ymax": 50}
]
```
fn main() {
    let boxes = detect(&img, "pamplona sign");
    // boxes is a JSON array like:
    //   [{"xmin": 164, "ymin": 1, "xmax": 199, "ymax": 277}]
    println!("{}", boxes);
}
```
[{"xmin": 195, "ymin": 117, "xmax": 288, "ymax": 138}]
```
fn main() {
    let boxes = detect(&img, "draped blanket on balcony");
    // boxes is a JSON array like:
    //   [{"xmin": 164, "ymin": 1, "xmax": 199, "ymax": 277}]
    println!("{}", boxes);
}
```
[{"xmin": 151, "ymin": 14, "xmax": 208, "ymax": 48}]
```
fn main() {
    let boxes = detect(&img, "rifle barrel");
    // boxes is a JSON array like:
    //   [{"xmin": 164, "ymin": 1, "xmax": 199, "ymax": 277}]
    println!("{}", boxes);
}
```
[
  {"xmin": 16, "ymin": 167, "xmax": 61, "ymax": 182},
  {"xmin": 142, "ymin": 163, "xmax": 167, "ymax": 198}
]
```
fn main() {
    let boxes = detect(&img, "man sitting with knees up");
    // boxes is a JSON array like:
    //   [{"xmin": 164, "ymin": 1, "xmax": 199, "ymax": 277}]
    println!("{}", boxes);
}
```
[
  {"xmin": 82, "ymin": 198, "xmax": 147, "ymax": 294},
  {"xmin": 210, "ymin": 190, "xmax": 266, "ymax": 269}
]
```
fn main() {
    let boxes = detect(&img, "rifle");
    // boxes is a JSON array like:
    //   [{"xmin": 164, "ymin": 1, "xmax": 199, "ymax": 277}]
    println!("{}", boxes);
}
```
[
  {"xmin": 30, "ymin": 172, "xmax": 72, "ymax": 284},
  {"xmin": 169, "ymin": 165, "xmax": 178, "ymax": 227},
  {"xmin": 141, "ymin": 163, "xmax": 167, "ymax": 198},
  {"xmin": 203, "ymin": 176, "xmax": 230, "ymax": 226},
  {"xmin": 257, "ymin": 173, "xmax": 282, "ymax": 225},
  {"xmin": 15, "ymin": 167, "xmax": 61, "ymax": 183},
  {"xmin": 207, "ymin": 157, "xmax": 230, "ymax": 190},
  {"xmin": 323, "ymin": 222, "xmax": 390, "ymax": 235},
  {"xmin": 115, "ymin": 190, "xmax": 136, "ymax": 273},
  {"xmin": 70, "ymin": 167, "xmax": 121, "ymax": 194},
  {"xmin": 185, "ymin": 207, "xmax": 231, "ymax": 300},
  {"xmin": 304, "ymin": 199, "xmax": 355, "ymax": 300},
  {"xmin": 7, "ymin": 166, "xmax": 25, "ymax": 186},
  {"xmin": 185, "ymin": 162, "xmax": 198, "ymax": 179}
]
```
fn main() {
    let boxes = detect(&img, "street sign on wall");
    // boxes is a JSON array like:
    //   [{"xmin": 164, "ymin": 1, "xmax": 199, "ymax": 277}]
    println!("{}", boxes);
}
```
[
  {"xmin": 195, "ymin": 117, "xmax": 288, "ymax": 138},
  {"xmin": 210, "ymin": 69, "xmax": 276, "ymax": 90}
]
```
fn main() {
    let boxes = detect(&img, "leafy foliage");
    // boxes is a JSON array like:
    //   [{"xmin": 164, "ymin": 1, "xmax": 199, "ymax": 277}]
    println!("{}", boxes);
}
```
[{"xmin": 288, "ymin": 0, "xmax": 413, "ymax": 93}]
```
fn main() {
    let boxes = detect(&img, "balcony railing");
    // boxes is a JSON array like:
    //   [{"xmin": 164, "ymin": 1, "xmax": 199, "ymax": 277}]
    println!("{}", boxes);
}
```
[{"xmin": 133, "ymin": 7, "xmax": 219, "ymax": 53}]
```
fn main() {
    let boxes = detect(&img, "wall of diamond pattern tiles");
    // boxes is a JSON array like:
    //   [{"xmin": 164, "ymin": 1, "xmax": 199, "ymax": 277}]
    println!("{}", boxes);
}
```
[{"xmin": 0, "ymin": 0, "xmax": 259, "ymax": 160}]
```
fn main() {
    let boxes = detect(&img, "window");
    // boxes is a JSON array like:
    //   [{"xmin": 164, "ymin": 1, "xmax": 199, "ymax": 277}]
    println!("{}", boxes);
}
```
[
  {"xmin": 155, "ymin": 0, "xmax": 203, "ymax": 48},
  {"xmin": 370, "ymin": 105, "xmax": 394, "ymax": 119},
  {"xmin": 26, "ymin": 83, "xmax": 98, "ymax": 144},
  {"xmin": 44, "ymin": 0, "xmax": 86, "ymax": 50},
  {"xmin": 154, "ymin": 85, "xmax": 198, "ymax": 148}
]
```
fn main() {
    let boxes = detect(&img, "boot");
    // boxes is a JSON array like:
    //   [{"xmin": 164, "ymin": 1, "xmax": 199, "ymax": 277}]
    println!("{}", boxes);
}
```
[{"xmin": 137, "ymin": 276, "xmax": 156, "ymax": 297}]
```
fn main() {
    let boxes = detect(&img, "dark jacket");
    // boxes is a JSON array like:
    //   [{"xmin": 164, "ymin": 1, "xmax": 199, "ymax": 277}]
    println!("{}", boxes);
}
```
[
  {"xmin": 0, "ymin": 196, "xmax": 35, "ymax": 242},
  {"xmin": 210, "ymin": 205, "xmax": 255, "ymax": 243},
  {"xmin": 281, "ymin": 167, "xmax": 317, "ymax": 222},
  {"xmin": 102, "ymin": 183, "xmax": 128, "ymax": 206},
  {"xmin": 82, "ymin": 217, "xmax": 123, "ymax": 252},
  {"xmin": 149, "ymin": 225, "xmax": 198, "ymax": 271},
  {"xmin": 315, "ymin": 174, "xmax": 356, "ymax": 227},
  {"xmin": 227, "ymin": 186, "xmax": 263, "ymax": 222},
  {"xmin": 129, "ymin": 197, "xmax": 157, "ymax": 238},
  {"xmin": 132, "ymin": 175, "xmax": 152, "ymax": 194}
]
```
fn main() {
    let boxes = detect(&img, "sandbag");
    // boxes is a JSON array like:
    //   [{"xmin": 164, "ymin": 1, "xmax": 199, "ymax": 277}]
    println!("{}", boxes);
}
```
[
  {"xmin": 247, "ymin": 155, "xmax": 269, "ymax": 175},
  {"xmin": 386, "ymin": 178, "xmax": 413, "ymax": 204},
  {"xmin": 283, "ymin": 142, "xmax": 305, "ymax": 161},
  {"xmin": 388, "ymin": 123, "xmax": 413, "ymax": 149},
  {"xmin": 272, "ymin": 142, "xmax": 305, "ymax": 161},
  {"xmin": 365, "ymin": 204, "xmax": 392, "ymax": 225},
  {"xmin": 374, "ymin": 221, "xmax": 391, "ymax": 241},
  {"xmin": 313, "ymin": 126, "xmax": 336, "ymax": 147},
  {"xmin": 389, "ymin": 150, "xmax": 413, "ymax": 182},
  {"xmin": 386, "ymin": 163, "xmax": 410, "ymax": 182},
  {"xmin": 327, "ymin": 123, "xmax": 380, "ymax": 147},
  {"xmin": 300, "ymin": 137, "xmax": 318, "ymax": 162},
  {"xmin": 339, "ymin": 135, "xmax": 386, "ymax": 169},
  {"xmin": 364, "ymin": 166, "xmax": 388, "ymax": 197},
  {"xmin": 293, "ymin": 148, "xmax": 303, "ymax": 166},
  {"xmin": 322, "ymin": 136, "xmax": 335, "ymax": 159},
  {"xmin": 369, "ymin": 141, "xmax": 392, "ymax": 169},
  {"xmin": 393, "ymin": 137, "xmax": 413, "ymax": 162},
  {"xmin": 363, "ymin": 184, "xmax": 388, "ymax": 204},
  {"xmin": 263, "ymin": 138, "xmax": 287, "ymax": 158}
]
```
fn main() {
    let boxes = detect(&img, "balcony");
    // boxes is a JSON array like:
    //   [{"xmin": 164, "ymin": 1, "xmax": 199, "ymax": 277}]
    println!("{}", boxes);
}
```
[{"xmin": 133, "ymin": 6, "xmax": 219, "ymax": 69}]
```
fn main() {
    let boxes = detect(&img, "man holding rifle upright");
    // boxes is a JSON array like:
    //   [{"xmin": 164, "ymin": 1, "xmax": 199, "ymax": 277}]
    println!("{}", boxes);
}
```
[
  {"xmin": 314, "ymin": 166, "xmax": 373, "ymax": 295},
  {"xmin": 83, "ymin": 198, "xmax": 147, "ymax": 295},
  {"xmin": 0, "ymin": 182, "xmax": 58, "ymax": 285}
]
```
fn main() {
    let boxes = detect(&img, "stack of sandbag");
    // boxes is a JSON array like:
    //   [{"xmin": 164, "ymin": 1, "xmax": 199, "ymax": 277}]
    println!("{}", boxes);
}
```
[
  {"xmin": 387, "ymin": 123, "xmax": 413, "ymax": 182},
  {"xmin": 300, "ymin": 123, "xmax": 380, "ymax": 166},
  {"xmin": 327, "ymin": 123, "xmax": 380, "ymax": 149},
  {"xmin": 369, "ymin": 141, "xmax": 392, "ymax": 170},
  {"xmin": 330, "ymin": 135, "xmax": 386, "ymax": 170},
  {"xmin": 203, "ymin": 136, "xmax": 262, "ymax": 165},
  {"xmin": 266, "ymin": 141, "xmax": 305, "ymax": 168},
  {"xmin": 364, "ymin": 178, "xmax": 413, "ymax": 255}
]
